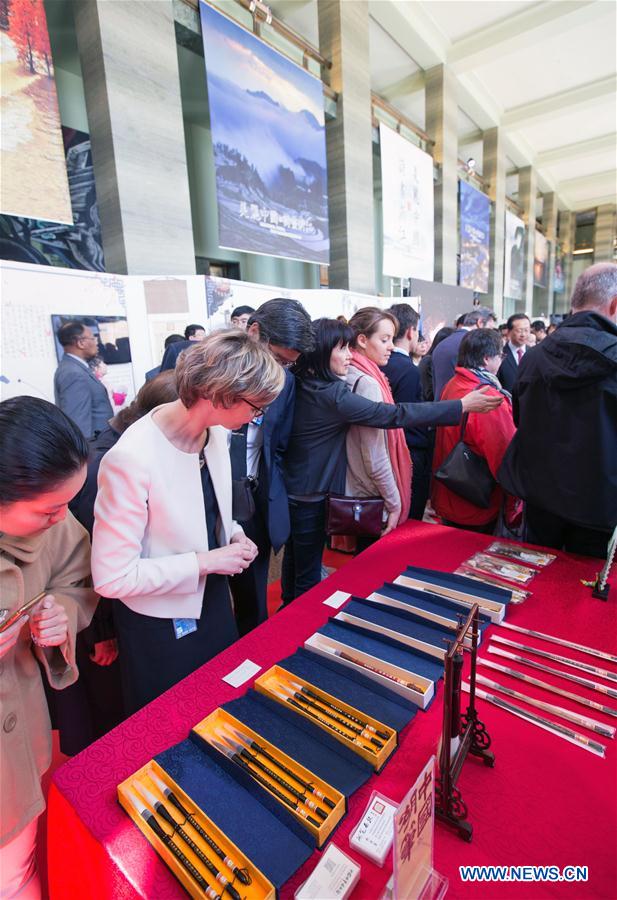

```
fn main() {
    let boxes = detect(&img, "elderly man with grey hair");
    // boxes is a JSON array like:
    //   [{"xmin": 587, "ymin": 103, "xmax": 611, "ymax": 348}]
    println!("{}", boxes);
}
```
[
  {"xmin": 499, "ymin": 262, "xmax": 617, "ymax": 558},
  {"xmin": 432, "ymin": 306, "xmax": 497, "ymax": 399}
]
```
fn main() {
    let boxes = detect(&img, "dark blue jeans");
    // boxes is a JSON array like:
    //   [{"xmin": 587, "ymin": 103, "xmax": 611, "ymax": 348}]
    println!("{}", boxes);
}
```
[{"xmin": 281, "ymin": 498, "xmax": 327, "ymax": 604}]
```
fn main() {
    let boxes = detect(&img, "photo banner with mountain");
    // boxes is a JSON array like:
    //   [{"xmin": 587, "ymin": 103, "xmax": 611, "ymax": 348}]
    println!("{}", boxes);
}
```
[
  {"xmin": 199, "ymin": 2, "xmax": 329, "ymax": 265},
  {"xmin": 458, "ymin": 180, "xmax": 490, "ymax": 293},
  {"xmin": 380, "ymin": 123, "xmax": 434, "ymax": 280},
  {"xmin": 0, "ymin": 0, "xmax": 72, "ymax": 223}
]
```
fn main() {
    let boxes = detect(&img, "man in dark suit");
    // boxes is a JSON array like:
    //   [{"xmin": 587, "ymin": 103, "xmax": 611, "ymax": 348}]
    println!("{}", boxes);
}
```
[
  {"xmin": 381, "ymin": 303, "xmax": 432, "ymax": 520},
  {"xmin": 432, "ymin": 307, "xmax": 496, "ymax": 399},
  {"xmin": 497, "ymin": 313, "xmax": 531, "ymax": 393},
  {"xmin": 230, "ymin": 298, "xmax": 314, "ymax": 635},
  {"xmin": 54, "ymin": 320, "xmax": 113, "ymax": 439}
]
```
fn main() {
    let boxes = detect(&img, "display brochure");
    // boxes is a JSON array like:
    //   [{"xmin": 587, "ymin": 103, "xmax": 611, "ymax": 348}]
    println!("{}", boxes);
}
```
[
  {"xmin": 462, "ymin": 552, "xmax": 537, "ymax": 586},
  {"xmin": 349, "ymin": 791, "xmax": 398, "ymax": 866},
  {"xmin": 486, "ymin": 541, "xmax": 556, "ymax": 568},
  {"xmin": 393, "ymin": 756, "xmax": 447, "ymax": 900}
]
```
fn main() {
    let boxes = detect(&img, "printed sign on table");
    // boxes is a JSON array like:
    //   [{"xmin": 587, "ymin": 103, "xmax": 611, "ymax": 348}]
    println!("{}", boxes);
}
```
[
  {"xmin": 199, "ymin": 2, "xmax": 329, "ymax": 265},
  {"xmin": 380, "ymin": 123, "xmax": 434, "ymax": 281},
  {"xmin": 459, "ymin": 180, "xmax": 490, "ymax": 293},
  {"xmin": 393, "ymin": 756, "xmax": 436, "ymax": 899}
]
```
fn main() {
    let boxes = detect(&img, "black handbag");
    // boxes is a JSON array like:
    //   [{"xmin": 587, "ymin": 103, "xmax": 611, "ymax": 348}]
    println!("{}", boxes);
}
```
[
  {"xmin": 326, "ymin": 493, "xmax": 385, "ymax": 536},
  {"xmin": 229, "ymin": 427, "xmax": 256, "ymax": 522},
  {"xmin": 434, "ymin": 414, "xmax": 495, "ymax": 508}
]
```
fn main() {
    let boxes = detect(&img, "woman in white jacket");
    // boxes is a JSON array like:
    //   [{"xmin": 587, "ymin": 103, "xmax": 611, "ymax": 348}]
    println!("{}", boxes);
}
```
[{"xmin": 92, "ymin": 331, "xmax": 284, "ymax": 713}]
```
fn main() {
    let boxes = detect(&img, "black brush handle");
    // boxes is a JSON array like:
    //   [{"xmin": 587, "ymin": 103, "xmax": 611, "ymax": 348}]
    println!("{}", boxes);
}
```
[
  {"xmin": 239, "ymin": 750, "xmax": 327, "ymax": 820},
  {"xmin": 301, "ymin": 686, "xmax": 390, "ymax": 740},
  {"xmin": 248, "ymin": 739, "xmax": 336, "ymax": 809},
  {"xmin": 285, "ymin": 696, "xmax": 377, "ymax": 754},
  {"xmin": 293, "ymin": 691, "xmax": 384, "ymax": 748},
  {"xmin": 233, "ymin": 752, "xmax": 321, "ymax": 827}
]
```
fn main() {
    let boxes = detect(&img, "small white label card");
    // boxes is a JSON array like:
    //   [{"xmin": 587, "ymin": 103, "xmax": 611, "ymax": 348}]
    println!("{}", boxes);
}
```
[
  {"xmin": 349, "ymin": 791, "xmax": 398, "ymax": 865},
  {"xmin": 295, "ymin": 843, "xmax": 360, "ymax": 900},
  {"xmin": 393, "ymin": 755, "xmax": 436, "ymax": 900},
  {"xmin": 323, "ymin": 590, "xmax": 351, "ymax": 609},
  {"xmin": 222, "ymin": 659, "xmax": 261, "ymax": 688}
]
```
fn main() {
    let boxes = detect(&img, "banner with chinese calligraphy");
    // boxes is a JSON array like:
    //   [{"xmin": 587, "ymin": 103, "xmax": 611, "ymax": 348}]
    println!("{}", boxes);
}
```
[
  {"xmin": 380, "ymin": 123, "xmax": 434, "ymax": 280},
  {"xmin": 0, "ymin": 128, "xmax": 105, "ymax": 270},
  {"xmin": 459, "ymin": 180, "xmax": 490, "ymax": 293},
  {"xmin": 199, "ymin": 2, "xmax": 329, "ymax": 265},
  {"xmin": 534, "ymin": 230, "xmax": 549, "ymax": 287},
  {"xmin": 0, "ymin": 0, "xmax": 72, "ymax": 223},
  {"xmin": 394, "ymin": 756, "xmax": 436, "ymax": 899},
  {"xmin": 504, "ymin": 210, "xmax": 525, "ymax": 300}
]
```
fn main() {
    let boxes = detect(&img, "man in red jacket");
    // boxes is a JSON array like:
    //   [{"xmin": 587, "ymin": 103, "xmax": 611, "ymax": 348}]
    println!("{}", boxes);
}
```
[{"xmin": 432, "ymin": 329, "xmax": 515, "ymax": 532}]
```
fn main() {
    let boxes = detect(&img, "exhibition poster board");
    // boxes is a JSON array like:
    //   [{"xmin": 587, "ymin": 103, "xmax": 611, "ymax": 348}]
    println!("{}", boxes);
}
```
[
  {"xmin": 458, "ymin": 180, "xmax": 490, "ymax": 293},
  {"xmin": 0, "ymin": 0, "xmax": 72, "ymax": 224},
  {"xmin": 380, "ymin": 123, "xmax": 434, "ymax": 281},
  {"xmin": 199, "ymin": 2, "xmax": 329, "ymax": 266},
  {"xmin": 504, "ymin": 210, "xmax": 526, "ymax": 300}
]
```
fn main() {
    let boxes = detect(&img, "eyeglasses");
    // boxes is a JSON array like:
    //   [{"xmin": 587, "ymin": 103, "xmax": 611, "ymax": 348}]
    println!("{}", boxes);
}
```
[{"xmin": 240, "ymin": 397, "xmax": 266, "ymax": 418}]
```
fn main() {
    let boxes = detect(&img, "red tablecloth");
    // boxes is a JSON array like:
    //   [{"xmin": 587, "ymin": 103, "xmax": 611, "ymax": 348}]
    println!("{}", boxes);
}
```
[{"xmin": 48, "ymin": 522, "xmax": 617, "ymax": 899}]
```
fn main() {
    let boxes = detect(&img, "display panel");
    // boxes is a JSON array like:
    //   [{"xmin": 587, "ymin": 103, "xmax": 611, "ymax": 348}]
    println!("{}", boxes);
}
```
[
  {"xmin": 199, "ymin": 2, "xmax": 329, "ymax": 265},
  {"xmin": 380, "ymin": 123, "xmax": 434, "ymax": 281},
  {"xmin": 504, "ymin": 210, "xmax": 525, "ymax": 300},
  {"xmin": 534, "ymin": 230, "xmax": 548, "ymax": 287},
  {"xmin": 458, "ymin": 180, "xmax": 490, "ymax": 293}
]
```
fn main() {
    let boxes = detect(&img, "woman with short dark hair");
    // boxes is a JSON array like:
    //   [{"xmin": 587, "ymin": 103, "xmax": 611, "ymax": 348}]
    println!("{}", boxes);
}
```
[
  {"xmin": 0, "ymin": 397, "xmax": 97, "ymax": 898},
  {"xmin": 432, "ymin": 328, "xmax": 515, "ymax": 533},
  {"xmin": 282, "ymin": 319, "xmax": 501, "ymax": 601}
]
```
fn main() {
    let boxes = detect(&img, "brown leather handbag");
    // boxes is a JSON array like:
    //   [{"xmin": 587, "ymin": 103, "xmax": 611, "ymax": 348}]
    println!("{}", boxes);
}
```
[{"xmin": 325, "ymin": 493, "xmax": 385, "ymax": 536}]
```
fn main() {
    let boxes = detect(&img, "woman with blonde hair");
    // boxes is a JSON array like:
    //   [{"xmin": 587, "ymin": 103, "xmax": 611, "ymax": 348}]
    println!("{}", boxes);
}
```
[
  {"xmin": 344, "ymin": 307, "xmax": 412, "ymax": 549},
  {"xmin": 92, "ymin": 331, "xmax": 284, "ymax": 713}
]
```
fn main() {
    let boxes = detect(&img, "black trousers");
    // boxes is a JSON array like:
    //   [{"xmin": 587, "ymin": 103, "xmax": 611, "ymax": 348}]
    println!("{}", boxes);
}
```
[
  {"xmin": 229, "ymin": 472, "xmax": 272, "ymax": 636},
  {"xmin": 281, "ymin": 498, "xmax": 327, "ymax": 604},
  {"xmin": 525, "ymin": 504, "xmax": 611, "ymax": 559},
  {"xmin": 409, "ymin": 447, "xmax": 432, "ymax": 521}
]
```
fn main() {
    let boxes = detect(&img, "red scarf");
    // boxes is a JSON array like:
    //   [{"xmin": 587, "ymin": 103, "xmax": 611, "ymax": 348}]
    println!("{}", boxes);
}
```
[{"xmin": 349, "ymin": 350, "xmax": 412, "ymax": 523}]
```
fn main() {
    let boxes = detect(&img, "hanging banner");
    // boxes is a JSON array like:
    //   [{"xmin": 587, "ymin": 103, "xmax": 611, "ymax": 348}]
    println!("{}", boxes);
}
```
[
  {"xmin": 0, "ymin": 0, "xmax": 72, "ymax": 223},
  {"xmin": 553, "ymin": 242, "xmax": 565, "ymax": 293},
  {"xmin": 380, "ymin": 123, "xmax": 434, "ymax": 280},
  {"xmin": 458, "ymin": 180, "xmax": 490, "ymax": 293},
  {"xmin": 504, "ymin": 210, "xmax": 526, "ymax": 300},
  {"xmin": 534, "ymin": 230, "xmax": 549, "ymax": 287},
  {"xmin": 0, "ymin": 128, "xmax": 104, "ymax": 270},
  {"xmin": 199, "ymin": 2, "xmax": 329, "ymax": 265}
]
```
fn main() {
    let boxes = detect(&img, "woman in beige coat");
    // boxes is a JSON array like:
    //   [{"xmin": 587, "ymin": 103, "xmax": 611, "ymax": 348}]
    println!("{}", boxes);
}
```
[{"xmin": 0, "ymin": 397, "xmax": 97, "ymax": 899}]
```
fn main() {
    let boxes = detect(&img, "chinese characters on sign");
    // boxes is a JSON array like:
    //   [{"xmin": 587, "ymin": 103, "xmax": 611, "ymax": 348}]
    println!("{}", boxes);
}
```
[{"xmin": 394, "ymin": 756, "xmax": 436, "ymax": 899}]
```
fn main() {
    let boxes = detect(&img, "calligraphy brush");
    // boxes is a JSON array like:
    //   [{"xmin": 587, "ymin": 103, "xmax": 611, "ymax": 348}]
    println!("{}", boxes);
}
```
[
  {"xmin": 217, "ymin": 732, "xmax": 328, "ymax": 820},
  {"xmin": 476, "ymin": 674, "xmax": 615, "ymax": 738},
  {"xmin": 478, "ymin": 657, "xmax": 617, "ymax": 719},
  {"xmin": 464, "ymin": 683, "xmax": 606, "ymax": 758},
  {"xmin": 134, "ymin": 782, "xmax": 241, "ymax": 900},
  {"xmin": 491, "ymin": 635, "xmax": 617, "ymax": 682},
  {"xmin": 498, "ymin": 622, "xmax": 617, "ymax": 664},
  {"xmin": 125, "ymin": 788, "xmax": 222, "ymax": 899},
  {"xmin": 147, "ymin": 771, "xmax": 251, "ymax": 886},
  {"xmin": 224, "ymin": 725, "xmax": 336, "ymax": 809},
  {"xmin": 271, "ymin": 686, "xmax": 378, "ymax": 754},
  {"xmin": 285, "ymin": 681, "xmax": 390, "ymax": 740},
  {"xmin": 488, "ymin": 645, "xmax": 617, "ymax": 699},
  {"xmin": 209, "ymin": 738, "xmax": 322, "ymax": 827},
  {"xmin": 326, "ymin": 645, "xmax": 424, "ymax": 692},
  {"xmin": 281, "ymin": 680, "xmax": 384, "ymax": 747}
]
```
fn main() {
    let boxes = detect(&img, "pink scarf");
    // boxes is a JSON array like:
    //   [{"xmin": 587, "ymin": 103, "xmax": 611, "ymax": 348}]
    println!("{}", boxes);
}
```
[{"xmin": 349, "ymin": 350, "xmax": 412, "ymax": 524}]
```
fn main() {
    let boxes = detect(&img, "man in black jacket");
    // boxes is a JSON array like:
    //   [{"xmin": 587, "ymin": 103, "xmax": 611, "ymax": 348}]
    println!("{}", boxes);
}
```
[
  {"xmin": 499, "ymin": 263, "xmax": 617, "ymax": 558},
  {"xmin": 497, "ymin": 313, "xmax": 531, "ymax": 393},
  {"xmin": 381, "ymin": 303, "xmax": 432, "ymax": 520}
]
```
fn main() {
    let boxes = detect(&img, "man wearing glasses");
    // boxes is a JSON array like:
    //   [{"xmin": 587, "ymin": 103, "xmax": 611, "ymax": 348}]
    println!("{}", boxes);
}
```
[
  {"xmin": 230, "ymin": 298, "xmax": 314, "ymax": 635},
  {"xmin": 53, "ymin": 320, "xmax": 113, "ymax": 439}
]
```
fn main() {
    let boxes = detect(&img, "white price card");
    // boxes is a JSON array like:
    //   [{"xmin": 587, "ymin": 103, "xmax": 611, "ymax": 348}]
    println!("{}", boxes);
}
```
[
  {"xmin": 323, "ymin": 590, "xmax": 351, "ymax": 609},
  {"xmin": 222, "ymin": 659, "xmax": 261, "ymax": 688},
  {"xmin": 349, "ymin": 792, "xmax": 398, "ymax": 866},
  {"xmin": 295, "ymin": 844, "xmax": 360, "ymax": 899}
]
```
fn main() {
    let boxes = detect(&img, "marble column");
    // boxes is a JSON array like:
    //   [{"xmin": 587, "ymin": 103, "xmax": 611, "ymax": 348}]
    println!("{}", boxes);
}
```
[
  {"xmin": 594, "ymin": 203, "xmax": 617, "ymax": 261},
  {"xmin": 542, "ymin": 191, "xmax": 558, "ymax": 314},
  {"xmin": 73, "ymin": 0, "xmax": 196, "ymax": 274},
  {"xmin": 483, "ymin": 127, "xmax": 506, "ymax": 320},
  {"xmin": 425, "ymin": 65, "xmax": 458, "ymax": 286},
  {"xmin": 318, "ymin": 1, "xmax": 375, "ymax": 294},
  {"xmin": 517, "ymin": 166, "xmax": 537, "ymax": 315},
  {"xmin": 558, "ymin": 209, "xmax": 576, "ymax": 311}
]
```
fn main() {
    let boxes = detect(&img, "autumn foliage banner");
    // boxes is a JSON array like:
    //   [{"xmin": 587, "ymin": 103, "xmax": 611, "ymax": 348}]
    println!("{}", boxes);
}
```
[{"xmin": 0, "ymin": 0, "xmax": 72, "ymax": 223}]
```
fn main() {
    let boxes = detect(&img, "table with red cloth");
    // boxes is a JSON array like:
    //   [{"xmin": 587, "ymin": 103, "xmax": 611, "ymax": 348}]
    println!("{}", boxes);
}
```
[{"xmin": 48, "ymin": 521, "xmax": 617, "ymax": 899}]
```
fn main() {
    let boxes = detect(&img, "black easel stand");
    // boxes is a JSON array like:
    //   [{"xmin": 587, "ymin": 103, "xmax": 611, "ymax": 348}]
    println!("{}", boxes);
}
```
[{"xmin": 435, "ymin": 604, "xmax": 494, "ymax": 842}]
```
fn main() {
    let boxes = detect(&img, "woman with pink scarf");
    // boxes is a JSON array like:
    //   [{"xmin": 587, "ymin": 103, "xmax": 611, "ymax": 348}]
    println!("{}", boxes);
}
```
[{"xmin": 343, "ymin": 308, "xmax": 412, "ymax": 551}]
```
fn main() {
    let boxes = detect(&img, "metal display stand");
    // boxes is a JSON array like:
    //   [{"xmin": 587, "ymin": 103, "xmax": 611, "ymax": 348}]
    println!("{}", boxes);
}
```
[{"xmin": 435, "ymin": 604, "xmax": 494, "ymax": 842}]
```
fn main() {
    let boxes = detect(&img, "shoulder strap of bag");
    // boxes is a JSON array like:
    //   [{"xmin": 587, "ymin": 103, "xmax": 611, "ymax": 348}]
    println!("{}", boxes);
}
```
[
  {"xmin": 460, "ymin": 412, "xmax": 469, "ymax": 441},
  {"xmin": 352, "ymin": 375, "xmax": 364, "ymax": 394}
]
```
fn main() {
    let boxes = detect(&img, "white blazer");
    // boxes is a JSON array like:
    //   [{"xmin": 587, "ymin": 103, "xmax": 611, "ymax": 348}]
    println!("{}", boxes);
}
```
[{"xmin": 92, "ymin": 410, "xmax": 243, "ymax": 619}]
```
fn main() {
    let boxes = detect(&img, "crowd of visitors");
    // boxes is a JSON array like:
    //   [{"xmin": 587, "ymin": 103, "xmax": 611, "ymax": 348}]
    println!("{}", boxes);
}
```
[{"xmin": 1, "ymin": 263, "xmax": 616, "ymax": 896}]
